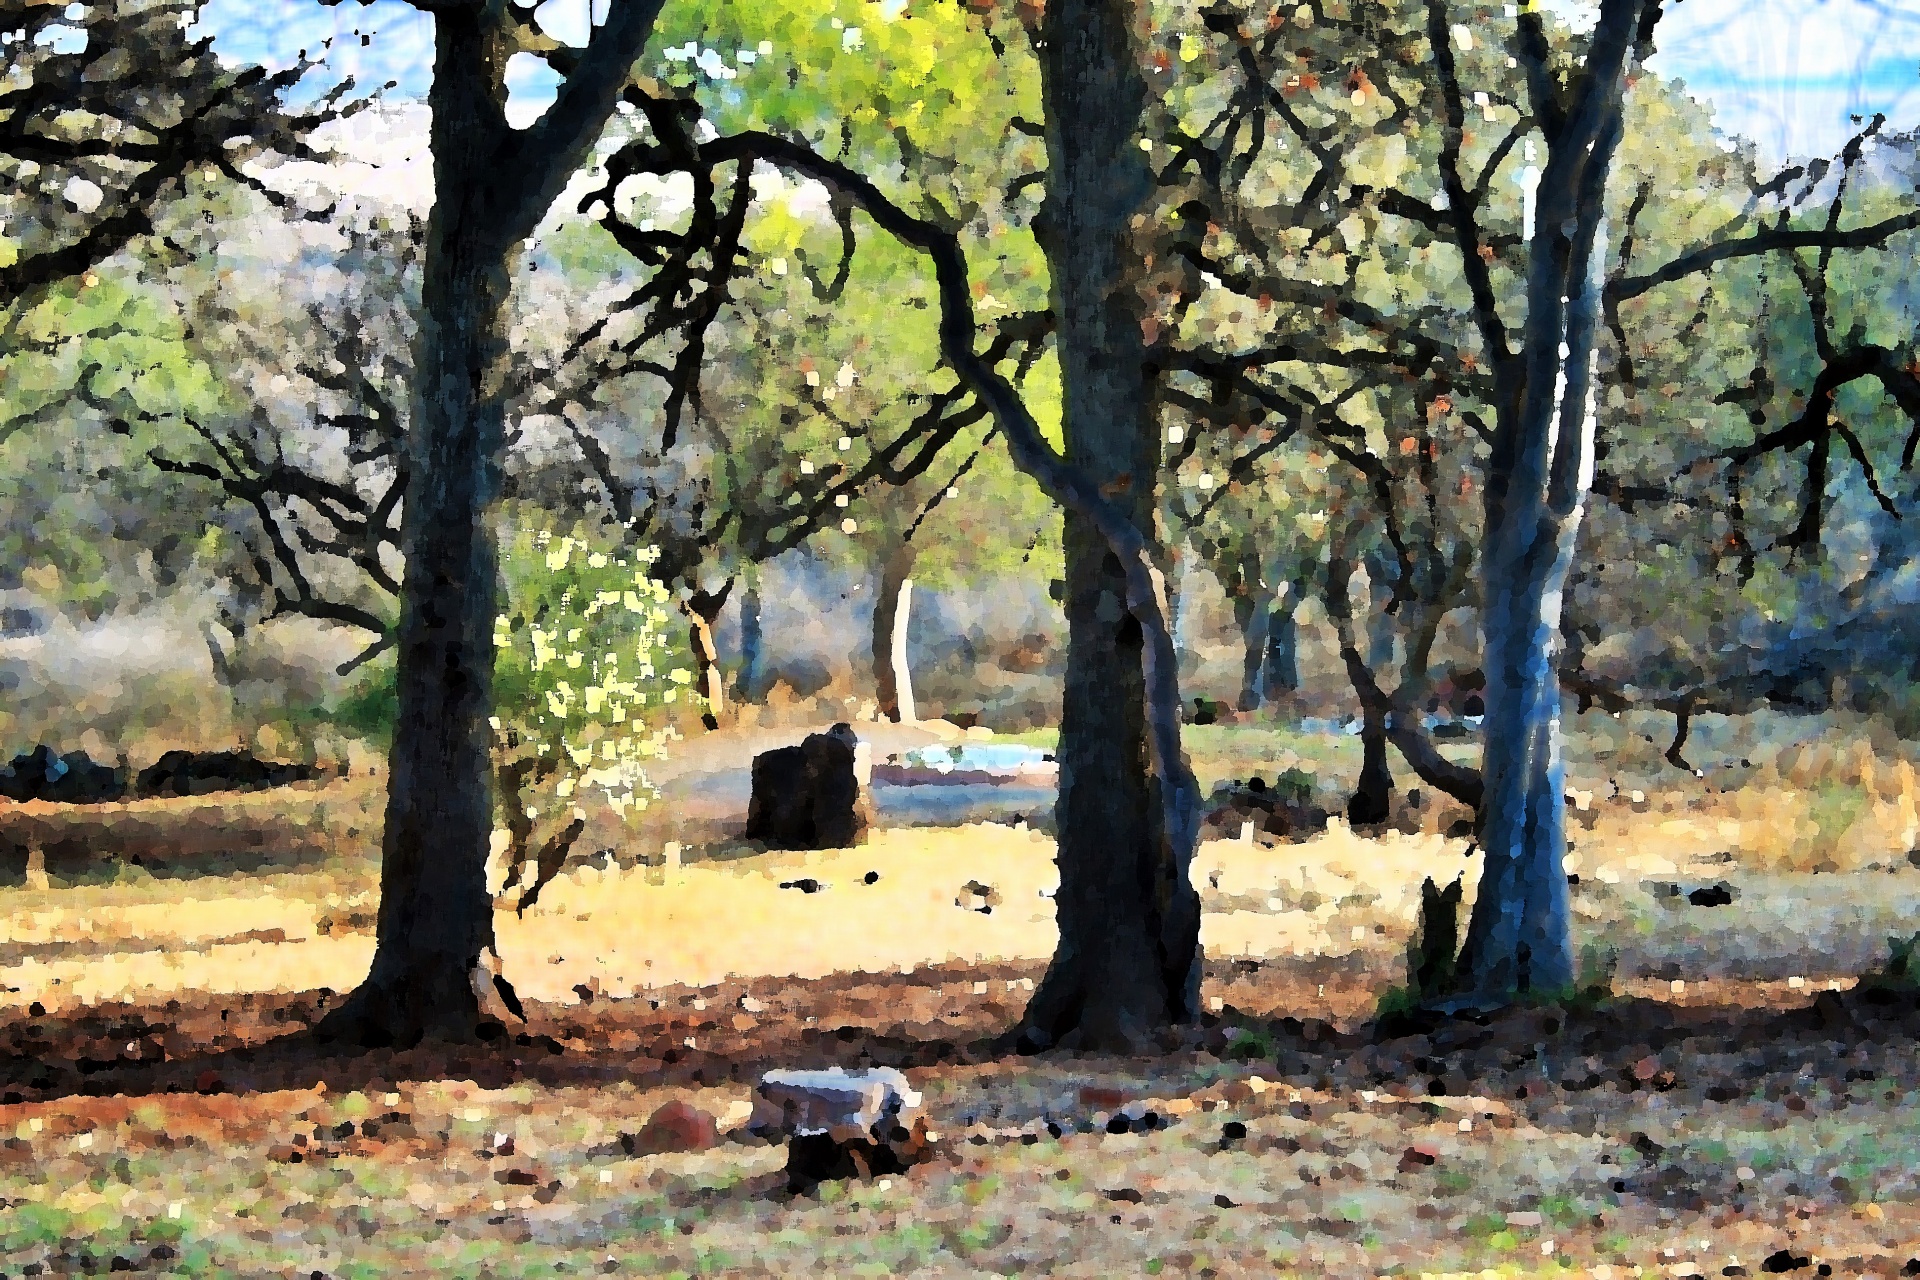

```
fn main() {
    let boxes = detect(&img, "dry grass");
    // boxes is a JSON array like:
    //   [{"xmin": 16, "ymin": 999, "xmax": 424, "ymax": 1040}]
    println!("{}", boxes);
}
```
[{"xmin": 0, "ymin": 717, "xmax": 1917, "ymax": 1274}]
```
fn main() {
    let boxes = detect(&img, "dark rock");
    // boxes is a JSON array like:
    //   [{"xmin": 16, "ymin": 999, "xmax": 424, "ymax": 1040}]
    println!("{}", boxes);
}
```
[
  {"xmin": 135, "ymin": 749, "xmax": 321, "ymax": 799},
  {"xmin": 1201, "ymin": 773, "xmax": 1328, "ymax": 842},
  {"xmin": 745, "ymin": 724, "xmax": 870, "ymax": 850},
  {"xmin": 0, "ymin": 745, "xmax": 125, "ymax": 804},
  {"xmin": 1687, "ymin": 882, "xmax": 1735, "ymax": 907}
]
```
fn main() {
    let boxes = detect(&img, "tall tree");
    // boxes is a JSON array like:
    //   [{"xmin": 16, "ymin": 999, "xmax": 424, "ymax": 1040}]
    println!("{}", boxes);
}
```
[
  {"xmin": 1005, "ymin": 0, "xmax": 1203, "ymax": 1046},
  {"xmin": 1443, "ymin": 0, "xmax": 1653, "ymax": 1001},
  {"xmin": 316, "ymin": 0, "xmax": 677, "ymax": 1047}
]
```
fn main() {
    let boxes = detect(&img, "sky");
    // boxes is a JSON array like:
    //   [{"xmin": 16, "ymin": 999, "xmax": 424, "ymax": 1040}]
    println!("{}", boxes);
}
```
[{"xmin": 195, "ymin": 0, "xmax": 1920, "ymax": 164}]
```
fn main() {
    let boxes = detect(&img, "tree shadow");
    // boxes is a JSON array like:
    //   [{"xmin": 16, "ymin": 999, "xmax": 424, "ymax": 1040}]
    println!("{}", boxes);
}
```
[{"xmin": 0, "ymin": 954, "xmax": 1912, "ymax": 1138}]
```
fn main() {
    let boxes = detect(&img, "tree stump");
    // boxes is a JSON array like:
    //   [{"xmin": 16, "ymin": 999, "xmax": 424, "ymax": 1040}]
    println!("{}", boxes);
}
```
[
  {"xmin": 745, "ymin": 724, "xmax": 871, "ymax": 850},
  {"xmin": 753, "ymin": 1067, "xmax": 935, "ymax": 1190}
]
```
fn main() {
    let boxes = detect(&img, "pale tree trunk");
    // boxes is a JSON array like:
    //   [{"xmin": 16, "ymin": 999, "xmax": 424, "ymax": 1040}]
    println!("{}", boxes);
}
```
[
  {"xmin": 737, "ymin": 565, "xmax": 764, "ymax": 702},
  {"xmin": 318, "ymin": 0, "xmax": 671, "ymax": 1046},
  {"xmin": 1449, "ymin": 0, "xmax": 1647, "ymax": 1007},
  {"xmin": 1016, "ymin": 0, "xmax": 1202, "ymax": 1051},
  {"xmin": 892, "ymin": 579, "xmax": 915, "ymax": 723},
  {"xmin": 1166, "ymin": 541, "xmax": 1188, "ymax": 675},
  {"xmin": 871, "ymin": 542, "xmax": 918, "ymax": 722}
]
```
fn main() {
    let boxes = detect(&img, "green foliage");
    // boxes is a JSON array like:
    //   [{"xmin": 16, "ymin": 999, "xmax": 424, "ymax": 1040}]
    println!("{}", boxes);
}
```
[
  {"xmin": 333, "ymin": 661, "xmax": 401, "ymax": 744},
  {"xmin": 492, "ymin": 517, "xmax": 695, "ymax": 824},
  {"xmin": 1861, "ymin": 932, "xmax": 1920, "ymax": 995}
]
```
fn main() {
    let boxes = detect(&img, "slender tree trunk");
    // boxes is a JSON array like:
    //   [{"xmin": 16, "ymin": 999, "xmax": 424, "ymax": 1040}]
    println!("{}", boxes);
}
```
[
  {"xmin": 871, "ymin": 542, "xmax": 918, "ymax": 722},
  {"xmin": 318, "ymin": 13, "xmax": 517, "ymax": 1046},
  {"xmin": 1262, "ymin": 584, "xmax": 1301, "ymax": 698},
  {"xmin": 1017, "ymin": 0, "xmax": 1201, "ymax": 1051},
  {"xmin": 1348, "ymin": 700, "xmax": 1393, "ymax": 825},
  {"xmin": 1229, "ymin": 550, "xmax": 1270, "ymax": 712},
  {"xmin": 1452, "ymin": 2, "xmax": 1643, "ymax": 1006},
  {"xmin": 1235, "ymin": 595, "xmax": 1270, "ymax": 712},
  {"xmin": 738, "ymin": 565, "xmax": 764, "ymax": 703},
  {"xmin": 686, "ymin": 584, "xmax": 731, "ymax": 732},
  {"xmin": 1166, "ymin": 541, "xmax": 1188, "ymax": 676}
]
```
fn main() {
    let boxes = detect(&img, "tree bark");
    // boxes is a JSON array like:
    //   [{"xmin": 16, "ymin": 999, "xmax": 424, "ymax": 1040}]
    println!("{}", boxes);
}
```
[
  {"xmin": 1347, "ymin": 700, "xmax": 1394, "ymax": 826},
  {"xmin": 1450, "ymin": 0, "xmax": 1646, "ymax": 1008},
  {"xmin": 686, "ymin": 584, "xmax": 731, "ymax": 732},
  {"xmin": 316, "ymin": 12, "xmax": 518, "ymax": 1047},
  {"xmin": 1016, "ymin": 0, "xmax": 1202, "ymax": 1052},
  {"xmin": 871, "ymin": 542, "xmax": 918, "ymax": 723},
  {"xmin": 1228, "ymin": 549, "xmax": 1271, "ymax": 712},
  {"xmin": 317, "ymin": 0, "xmax": 672, "ymax": 1046},
  {"xmin": 1324, "ymin": 539, "xmax": 1483, "ymax": 813},
  {"xmin": 719, "ymin": 10, "xmax": 1203, "ymax": 1052},
  {"xmin": 1262, "ymin": 585, "xmax": 1302, "ymax": 698},
  {"xmin": 738, "ymin": 566, "xmax": 764, "ymax": 702}
]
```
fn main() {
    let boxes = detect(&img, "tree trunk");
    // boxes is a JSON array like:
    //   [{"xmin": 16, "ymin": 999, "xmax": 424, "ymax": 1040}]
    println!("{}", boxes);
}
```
[
  {"xmin": 738, "ymin": 566, "xmax": 764, "ymax": 703},
  {"xmin": 317, "ymin": 13, "xmax": 518, "ymax": 1047},
  {"xmin": 1347, "ymin": 700, "xmax": 1393, "ymax": 826},
  {"xmin": 1262, "ymin": 586, "xmax": 1301, "ymax": 698},
  {"xmin": 871, "ymin": 542, "xmax": 918, "ymax": 723},
  {"xmin": 316, "ymin": 0, "xmax": 669, "ymax": 1045},
  {"xmin": 686, "ymin": 584, "xmax": 730, "ymax": 732},
  {"xmin": 1452, "ymin": 2, "xmax": 1643, "ymax": 1007},
  {"xmin": 1166, "ymin": 541, "xmax": 1188, "ymax": 676},
  {"xmin": 1229, "ymin": 550, "xmax": 1270, "ymax": 712},
  {"xmin": 1016, "ymin": 0, "xmax": 1201, "ymax": 1052}
]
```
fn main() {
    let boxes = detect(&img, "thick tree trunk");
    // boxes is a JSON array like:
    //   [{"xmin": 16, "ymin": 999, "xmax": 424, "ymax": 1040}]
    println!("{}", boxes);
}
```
[
  {"xmin": 317, "ymin": 14, "xmax": 517, "ymax": 1047},
  {"xmin": 1017, "ymin": 0, "xmax": 1201, "ymax": 1052},
  {"xmin": 871, "ymin": 542, "xmax": 918, "ymax": 723},
  {"xmin": 1455, "ymin": 510, "xmax": 1582, "ymax": 1000},
  {"xmin": 316, "ymin": 0, "xmax": 669, "ymax": 1043}
]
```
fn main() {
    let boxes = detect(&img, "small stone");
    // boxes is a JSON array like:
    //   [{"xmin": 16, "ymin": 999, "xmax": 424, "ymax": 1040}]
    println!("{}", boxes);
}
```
[{"xmin": 621, "ymin": 1100, "xmax": 720, "ymax": 1157}]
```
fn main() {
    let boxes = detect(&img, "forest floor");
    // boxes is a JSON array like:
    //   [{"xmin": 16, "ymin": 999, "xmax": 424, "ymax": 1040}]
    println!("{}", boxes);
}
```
[{"xmin": 0, "ymin": 713, "xmax": 1917, "ymax": 1275}]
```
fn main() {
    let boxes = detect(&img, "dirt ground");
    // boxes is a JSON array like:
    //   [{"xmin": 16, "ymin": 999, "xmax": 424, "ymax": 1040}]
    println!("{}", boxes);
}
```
[{"xmin": 1, "ymin": 716, "xmax": 1919, "ymax": 1275}]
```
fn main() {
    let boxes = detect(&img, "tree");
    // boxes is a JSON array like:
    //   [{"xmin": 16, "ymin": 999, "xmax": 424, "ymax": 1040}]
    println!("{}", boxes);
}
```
[
  {"xmin": 0, "ymin": 0, "xmax": 331, "ymax": 314},
  {"xmin": 315, "ymin": 0, "xmax": 681, "ymax": 1048},
  {"xmin": 490, "ymin": 514, "xmax": 690, "ymax": 913},
  {"xmin": 1134, "ymin": 0, "xmax": 1920, "ymax": 1007},
  {"xmin": 578, "ymin": 0, "xmax": 1205, "ymax": 1047}
]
